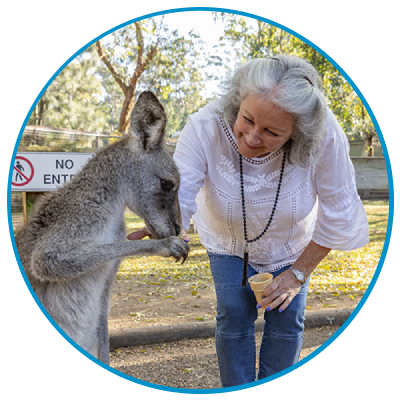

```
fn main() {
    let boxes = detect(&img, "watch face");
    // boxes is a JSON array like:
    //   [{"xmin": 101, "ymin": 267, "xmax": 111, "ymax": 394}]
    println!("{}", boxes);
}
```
[{"xmin": 292, "ymin": 268, "xmax": 305, "ymax": 283}]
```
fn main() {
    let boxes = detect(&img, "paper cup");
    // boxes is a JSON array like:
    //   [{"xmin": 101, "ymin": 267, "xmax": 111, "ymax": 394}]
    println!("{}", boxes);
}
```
[{"xmin": 248, "ymin": 273, "xmax": 273, "ymax": 303}]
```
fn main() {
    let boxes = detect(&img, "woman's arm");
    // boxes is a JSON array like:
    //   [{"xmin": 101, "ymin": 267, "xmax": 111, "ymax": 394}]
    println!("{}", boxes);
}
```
[
  {"xmin": 258, "ymin": 112, "xmax": 368, "ymax": 313},
  {"xmin": 257, "ymin": 240, "xmax": 331, "ymax": 312}
]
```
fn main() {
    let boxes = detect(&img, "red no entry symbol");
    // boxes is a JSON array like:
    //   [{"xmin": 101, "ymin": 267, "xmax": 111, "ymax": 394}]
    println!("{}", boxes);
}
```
[{"xmin": 12, "ymin": 156, "xmax": 34, "ymax": 187}]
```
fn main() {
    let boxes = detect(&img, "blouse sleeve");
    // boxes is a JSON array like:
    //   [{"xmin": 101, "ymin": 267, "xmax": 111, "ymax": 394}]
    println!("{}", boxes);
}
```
[
  {"xmin": 311, "ymin": 111, "xmax": 369, "ymax": 250},
  {"xmin": 173, "ymin": 115, "xmax": 208, "ymax": 231}
]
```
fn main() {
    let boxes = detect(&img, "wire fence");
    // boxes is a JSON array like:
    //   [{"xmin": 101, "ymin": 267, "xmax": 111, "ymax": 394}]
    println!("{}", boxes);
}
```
[
  {"xmin": 18, "ymin": 125, "xmax": 122, "ymax": 153},
  {"xmin": 11, "ymin": 193, "xmax": 24, "ymax": 231},
  {"xmin": 12, "ymin": 125, "xmax": 387, "ymax": 232}
]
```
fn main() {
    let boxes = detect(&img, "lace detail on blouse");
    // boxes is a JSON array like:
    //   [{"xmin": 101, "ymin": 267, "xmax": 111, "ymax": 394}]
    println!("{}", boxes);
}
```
[{"xmin": 173, "ymin": 103, "xmax": 369, "ymax": 272}]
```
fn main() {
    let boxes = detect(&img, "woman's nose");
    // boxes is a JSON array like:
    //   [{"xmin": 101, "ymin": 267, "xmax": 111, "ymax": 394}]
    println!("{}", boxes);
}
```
[{"xmin": 246, "ymin": 128, "xmax": 262, "ymax": 145}]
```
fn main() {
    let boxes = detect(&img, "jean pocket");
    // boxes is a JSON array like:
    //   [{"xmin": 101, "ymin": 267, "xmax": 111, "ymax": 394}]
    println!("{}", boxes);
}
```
[
  {"xmin": 208, "ymin": 252, "xmax": 247, "ymax": 287},
  {"xmin": 214, "ymin": 281, "xmax": 245, "ymax": 290}
]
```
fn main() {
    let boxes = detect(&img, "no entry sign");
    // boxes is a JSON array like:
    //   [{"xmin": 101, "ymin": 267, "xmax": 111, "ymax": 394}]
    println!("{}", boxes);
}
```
[
  {"xmin": 12, "ymin": 156, "xmax": 35, "ymax": 187},
  {"xmin": 11, "ymin": 152, "xmax": 94, "ymax": 191}
]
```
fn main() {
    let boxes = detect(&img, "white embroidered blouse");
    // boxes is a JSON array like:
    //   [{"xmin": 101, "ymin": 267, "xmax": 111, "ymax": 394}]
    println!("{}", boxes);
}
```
[{"xmin": 173, "ymin": 101, "xmax": 369, "ymax": 273}]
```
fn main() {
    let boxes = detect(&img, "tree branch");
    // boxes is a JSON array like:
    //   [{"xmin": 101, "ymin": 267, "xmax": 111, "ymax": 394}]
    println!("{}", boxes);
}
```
[
  {"xmin": 129, "ymin": 22, "xmax": 158, "ymax": 88},
  {"xmin": 95, "ymin": 40, "xmax": 128, "ymax": 95},
  {"xmin": 98, "ymin": 22, "xmax": 159, "ymax": 133}
]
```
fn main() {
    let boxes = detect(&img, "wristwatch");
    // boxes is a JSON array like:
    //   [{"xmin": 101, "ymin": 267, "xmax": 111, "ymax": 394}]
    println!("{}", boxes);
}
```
[{"xmin": 290, "ymin": 267, "xmax": 306, "ymax": 284}]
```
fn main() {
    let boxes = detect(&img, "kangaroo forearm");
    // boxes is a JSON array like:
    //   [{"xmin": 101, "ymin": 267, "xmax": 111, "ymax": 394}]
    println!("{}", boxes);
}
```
[
  {"xmin": 85, "ymin": 240, "xmax": 171, "ymax": 262},
  {"xmin": 31, "ymin": 239, "xmax": 169, "ymax": 282}
]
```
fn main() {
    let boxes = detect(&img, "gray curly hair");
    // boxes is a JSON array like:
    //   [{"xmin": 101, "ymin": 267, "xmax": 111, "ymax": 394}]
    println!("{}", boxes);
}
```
[{"xmin": 220, "ymin": 55, "xmax": 327, "ymax": 166}]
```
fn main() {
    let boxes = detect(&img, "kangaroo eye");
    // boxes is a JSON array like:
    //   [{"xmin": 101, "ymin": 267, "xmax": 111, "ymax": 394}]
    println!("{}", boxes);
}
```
[{"xmin": 160, "ymin": 179, "xmax": 174, "ymax": 192}]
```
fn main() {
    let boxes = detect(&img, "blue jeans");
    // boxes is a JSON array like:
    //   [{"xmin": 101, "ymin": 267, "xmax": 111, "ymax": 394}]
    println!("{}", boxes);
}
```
[{"xmin": 208, "ymin": 253, "xmax": 309, "ymax": 388}]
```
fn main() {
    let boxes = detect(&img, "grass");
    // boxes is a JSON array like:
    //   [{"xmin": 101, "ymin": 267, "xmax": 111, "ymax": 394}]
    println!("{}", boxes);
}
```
[
  {"xmin": 118, "ymin": 200, "xmax": 390, "ymax": 302},
  {"xmin": 308, "ymin": 200, "xmax": 389, "ymax": 305},
  {"xmin": 118, "ymin": 211, "xmax": 212, "ymax": 286},
  {"xmin": 117, "ymin": 211, "xmax": 212, "ymax": 283}
]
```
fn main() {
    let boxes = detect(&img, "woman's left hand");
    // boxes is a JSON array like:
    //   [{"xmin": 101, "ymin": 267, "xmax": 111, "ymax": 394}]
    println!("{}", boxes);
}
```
[{"xmin": 256, "ymin": 270, "xmax": 302, "ymax": 313}]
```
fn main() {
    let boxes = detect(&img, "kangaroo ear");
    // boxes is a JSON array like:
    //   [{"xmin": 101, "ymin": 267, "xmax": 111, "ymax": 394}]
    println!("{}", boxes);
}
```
[{"xmin": 130, "ymin": 91, "xmax": 167, "ymax": 151}]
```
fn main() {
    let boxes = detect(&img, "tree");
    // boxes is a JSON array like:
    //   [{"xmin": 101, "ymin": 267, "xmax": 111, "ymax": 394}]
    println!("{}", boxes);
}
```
[
  {"xmin": 94, "ymin": 17, "xmax": 208, "ymax": 135},
  {"xmin": 213, "ymin": 13, "xmax": 377, "ymax": 152},
  {"xmin": 28, "ymin": 45, "xmax": 110, "ymax": 133},
  {"xmin": 28, "ymin": 17, "xmax": 209, "ymax": 136},
  {"xmin": 351, "ymin": 97, "xmax": 378, "ymax": 157},
  {"xmin": 95, "ymin": 21, "xmax": 157, "ymax": 133}
]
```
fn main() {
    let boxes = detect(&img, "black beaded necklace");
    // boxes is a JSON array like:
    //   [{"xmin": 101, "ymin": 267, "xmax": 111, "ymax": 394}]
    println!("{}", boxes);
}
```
[{"xmin": 239, "ymin": 152, "xmax": 287, "ymax": 286}]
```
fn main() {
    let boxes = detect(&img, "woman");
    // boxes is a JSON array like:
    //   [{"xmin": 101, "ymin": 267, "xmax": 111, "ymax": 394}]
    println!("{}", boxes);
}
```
[{"xmin": 132, "ymin": 55, "xmax": 369, "ymax": 387}]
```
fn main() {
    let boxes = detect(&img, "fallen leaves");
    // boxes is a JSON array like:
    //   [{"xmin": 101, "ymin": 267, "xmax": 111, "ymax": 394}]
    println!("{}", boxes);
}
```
[
  {"xmin": 116, "ymin": 201, "xmax": 389, "ymax": 324},
  {"xmin": 308, "ymin": 200, "xmax": 388, "ymax": 301}
]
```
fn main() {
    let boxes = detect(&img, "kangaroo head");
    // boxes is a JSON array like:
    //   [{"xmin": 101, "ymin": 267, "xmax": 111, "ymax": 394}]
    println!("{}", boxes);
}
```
[{"xmin": 127, "ymin": 91, "xmax": 182, "ymax": 239}]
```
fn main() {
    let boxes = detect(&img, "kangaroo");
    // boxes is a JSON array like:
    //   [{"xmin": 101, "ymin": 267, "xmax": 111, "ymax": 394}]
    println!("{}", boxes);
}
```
[{"xmin": 14, "ymin": 91, "xmax": 189, "ymax": 364}]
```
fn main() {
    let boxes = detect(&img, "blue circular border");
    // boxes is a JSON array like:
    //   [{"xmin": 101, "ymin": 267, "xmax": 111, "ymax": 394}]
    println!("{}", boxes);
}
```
[{"xmin": 7, "ymin": 6, "xmax": 394, "ymax": 395}]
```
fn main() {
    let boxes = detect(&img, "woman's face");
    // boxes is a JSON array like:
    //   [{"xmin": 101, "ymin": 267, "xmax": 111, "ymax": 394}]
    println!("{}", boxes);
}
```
[{"xmin": 233, "ymin": 94, "xmax": 294, "ymax": 158}]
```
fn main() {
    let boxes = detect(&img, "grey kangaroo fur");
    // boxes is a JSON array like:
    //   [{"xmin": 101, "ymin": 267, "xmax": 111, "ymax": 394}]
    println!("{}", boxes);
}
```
[{"xmin": 15, "ymin": 91, "xmax": 189, "ymax": 364}]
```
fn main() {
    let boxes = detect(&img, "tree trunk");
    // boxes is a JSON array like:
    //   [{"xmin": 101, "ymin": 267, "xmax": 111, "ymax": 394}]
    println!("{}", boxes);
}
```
[
  {"xmin": 366, "ymin": 134, "xmax": 374, "ymax": 157},
  {"xmin": 119, "ymin": 86, "xmax": 136, "ymax": 133}
]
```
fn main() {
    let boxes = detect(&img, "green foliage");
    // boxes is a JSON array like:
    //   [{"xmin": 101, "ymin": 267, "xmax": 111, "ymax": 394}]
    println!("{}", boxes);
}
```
[
  {"xmin": 28, "ymin": 46, "xmax": 110, "ymax": 133},
  {"xmin": 28, "ymin": 17, "xmax": 210, "ymax": 135},
  {"xmin": 29, "ymin": 12, "xmax": 378, "ymax": 147},
  {"xmin": 213, "ymin": 13, "xmax": 377, "ymax": 146}
]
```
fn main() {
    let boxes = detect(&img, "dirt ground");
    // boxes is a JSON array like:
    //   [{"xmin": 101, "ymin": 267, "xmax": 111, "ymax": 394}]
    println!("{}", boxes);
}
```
[
  {"xmin": 108, "ymin": 278, "xmax": 358, "ymax": 331},
  {"xmin": 107, "ymin": 275, "xmax": 357, "ymax": 390},
  {"xmin": 109, "ymin": 325, "xmax": 341, "ymax": 390}
]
